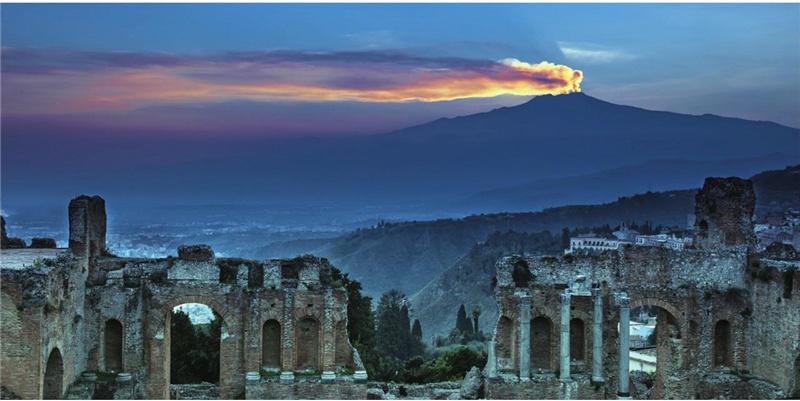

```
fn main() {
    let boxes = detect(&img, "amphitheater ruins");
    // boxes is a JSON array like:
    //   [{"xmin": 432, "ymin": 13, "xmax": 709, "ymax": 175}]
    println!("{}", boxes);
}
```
[{"xmin": 1, "ymin": 176, "xmax": 798, "ymax": 400}]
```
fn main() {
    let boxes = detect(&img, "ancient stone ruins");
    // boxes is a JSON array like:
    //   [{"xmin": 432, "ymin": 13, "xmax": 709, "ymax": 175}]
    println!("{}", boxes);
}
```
[
  {"xmin": 1, "ymin": 177, "xmax": 799, "ymax": 400},
  {"xmin": 1, "ymin": 196, "xmax": 367, "ymax": 400},
  {"xmin": 484, "ymin": 178, "xmax": 800, "ymax": 399}
]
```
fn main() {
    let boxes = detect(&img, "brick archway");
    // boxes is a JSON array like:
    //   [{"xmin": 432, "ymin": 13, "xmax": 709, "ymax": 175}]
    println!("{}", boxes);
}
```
[
  {"xmin": 629, "ymin": 298, "xmax": 685, "ymax": 328},
  {"xmin": 147, "ymin": 295, "xmax": 238, "ymax": 399}
]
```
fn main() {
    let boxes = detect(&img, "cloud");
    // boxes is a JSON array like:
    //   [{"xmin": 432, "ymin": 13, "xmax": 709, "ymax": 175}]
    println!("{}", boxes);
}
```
[
  {"xmin": 2, "ymin": 48, "xmax": 583, "ymax": 114},
  {"xmin": 558, "ymin": 42, "xmax": 637, "ymax": 64}
]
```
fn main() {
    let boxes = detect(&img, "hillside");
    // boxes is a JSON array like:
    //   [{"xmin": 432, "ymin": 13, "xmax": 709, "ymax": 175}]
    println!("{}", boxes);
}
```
[
  {"xmin": 253, "ymin": 189, "xmax": 697, "ymax": 297},
  {"xmin": 409, "ymin": 230, "xmax": 562, "ymax": 343},
  {"xmin": 751, "ymin": 165, "xmax": 800, "ymax": 216}
]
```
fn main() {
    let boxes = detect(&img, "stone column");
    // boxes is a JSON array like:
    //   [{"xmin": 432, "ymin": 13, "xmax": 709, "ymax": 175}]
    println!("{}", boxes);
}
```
[
  {"xmin": 617, "ymin": 293, "xmax": 631, "ymax": 399},
  {"xmin": 518, "ymin": 294, "xmax": 532, "ymax": 381},
  {"xmin": 592, "ymin": 288, "xmax": 605, "ymax": 384},
  {"xmin": 485, "ymin": 340, "xmax": 498, "ymax": 378},
  {"xmin": 559, "ymin": 291, "xmax": 571, "ymax": 382}
]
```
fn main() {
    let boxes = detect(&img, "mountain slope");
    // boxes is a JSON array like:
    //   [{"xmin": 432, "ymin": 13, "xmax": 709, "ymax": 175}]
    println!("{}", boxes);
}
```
[{"xmin": 460, "ymin": 153, "xmax": 800, "ymax": 213}]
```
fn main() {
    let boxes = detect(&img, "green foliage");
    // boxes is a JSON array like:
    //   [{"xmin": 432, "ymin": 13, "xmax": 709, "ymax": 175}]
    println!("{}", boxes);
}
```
[
  {"xmin": 399, "ymin": 346, "xmax": 487, "ymax": 384},
  {"xmin": 411, "ymin": 319, "xmax": 423, "ymax": 340},
  {"xmin": 376, "ymin": 290, "xmax": 424, "ymax": 363},
  {"xmin": 456, "ymin": 304, "xmax": 473, "ymax": 335},
  {"xmin": 170, "ymin": 309, "xmax": 221, "ymax": 384},
  {"xmin": 330, "ymin": 267, "xmax": 381, "ymax": 376},
  {"xmin": 434, "ymin": 304, "xmax": 486, "ymax": 347}
]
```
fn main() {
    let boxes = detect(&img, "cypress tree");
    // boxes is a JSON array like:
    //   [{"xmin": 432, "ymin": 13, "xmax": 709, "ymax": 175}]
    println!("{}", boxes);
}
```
[{"xmin": 411, "ymin": 319, "xmax": 422, "ymax": 340}]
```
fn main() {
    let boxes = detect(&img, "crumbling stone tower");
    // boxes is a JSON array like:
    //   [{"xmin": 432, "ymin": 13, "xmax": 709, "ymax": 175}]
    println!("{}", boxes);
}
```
[{"xmin": 694, "ymin": 177, "xmax": 756, "ymax": 249}]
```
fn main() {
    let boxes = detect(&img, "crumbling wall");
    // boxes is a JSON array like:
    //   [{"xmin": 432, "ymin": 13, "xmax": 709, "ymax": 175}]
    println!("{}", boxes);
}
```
[
  {"xmin": 746, "ymin": 258, "xmax": 800, "ymax": 394},
  {"xmin": 694, "ymin": 177, "xmax": 756, "ymax": 249}
]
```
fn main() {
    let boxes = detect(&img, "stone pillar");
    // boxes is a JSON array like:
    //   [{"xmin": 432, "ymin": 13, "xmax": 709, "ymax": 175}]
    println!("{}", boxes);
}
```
[
  {"xmin": 281, "ymin": 289, "xmax": 295, "ymax": 380},
  {"xmin": 617, "ymin": 293, "xmax": 631, "ymax": 399},
  {"xmin": 560, "ymin": 291, "xmax": 571, "ymax": 382},
  {"xmin": 518, "ymin": 294, "xmax": 531, "ymax": 381},
  {"xmin": 485, "ymin": 340, "xmax": 498, "ymax": 378},
  {"xmin": 592, "ymin": 288, "xmax": 605, "ymax": 384}
]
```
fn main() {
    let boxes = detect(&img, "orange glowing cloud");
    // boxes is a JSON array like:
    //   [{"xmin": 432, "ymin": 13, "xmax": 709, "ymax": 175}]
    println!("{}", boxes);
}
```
[{"xmin": 2, "ymin": 49, "xmax": 584, "ymax": 114}]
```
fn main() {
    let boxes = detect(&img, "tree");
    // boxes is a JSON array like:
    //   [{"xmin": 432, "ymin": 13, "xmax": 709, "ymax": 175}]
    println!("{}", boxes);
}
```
[
  {"xmin": 331, "ymin": 267, "xmax": 379, "ymax": 375},
  {"xmin": 376, "ymin": 289, "xmax": 424, "ymax": 378},
  {"xmin": 411, "ymin": 319, "xmax": 422, "ymax": 340},
  {"xmin": 472, "ymin": 305, "xmax": 482, "ymax": 334},
  {"xmin": 456, "ymin": 304, "xmax": 472, "ymax": 335},
  {"xmin": 562, "ymin": 227, "xmax": 571, "ymax": 250}
]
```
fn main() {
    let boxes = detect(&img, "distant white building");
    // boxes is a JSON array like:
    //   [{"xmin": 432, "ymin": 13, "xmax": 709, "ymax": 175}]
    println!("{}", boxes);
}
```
[
  {"xmin": 612, "ymin": 222, "xmax": 640, "ymax": 241},
  {"xmin": 635, "ymin": 233, "xmax": 693, "ymax": 251},
  {"xmin": 565, "ymin": 233, "xmax": 626, "ymax": 254}
]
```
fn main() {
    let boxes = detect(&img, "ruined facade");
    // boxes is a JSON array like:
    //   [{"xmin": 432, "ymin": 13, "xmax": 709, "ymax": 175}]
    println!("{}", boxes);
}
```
[
  {"xmin": 486, "ymin": 177, "xmax": 800, "ymax": 399},
  {"xmin": 1, "ymin": 196, "xmax": 366, "ymax": 400}
]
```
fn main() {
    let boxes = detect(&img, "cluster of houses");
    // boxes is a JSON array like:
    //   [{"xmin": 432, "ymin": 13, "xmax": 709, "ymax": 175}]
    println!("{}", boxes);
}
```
[
  {"xmin": 564, "ymin": 222, "xmax": 693, "ymax": 254},
  {"xmin": 755, "ymin": 209, "xmax": 800, "ymax": 250}
]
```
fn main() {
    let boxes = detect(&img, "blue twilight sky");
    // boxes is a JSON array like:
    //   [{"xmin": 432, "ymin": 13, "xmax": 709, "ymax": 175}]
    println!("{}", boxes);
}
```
[{"xmin": 2, "ymin": 3, "xmax": 799, "ymax": 138}]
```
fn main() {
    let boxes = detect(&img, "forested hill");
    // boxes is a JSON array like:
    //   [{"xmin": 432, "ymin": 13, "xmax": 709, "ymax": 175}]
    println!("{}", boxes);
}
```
[
  {"xmin": 409, "ymin": 230, "xmax": 563, "ymax": 343},
  {"xmin": 252, "ymin": 189, "xmax": 697, "ymax": 297},
  {"xmin": 751, "ymin": 165, "xmax": 800, "ymax": 216}
]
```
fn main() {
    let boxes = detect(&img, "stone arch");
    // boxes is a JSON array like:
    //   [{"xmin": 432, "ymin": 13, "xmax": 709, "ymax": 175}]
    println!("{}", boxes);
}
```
[
  {"xmin": 104, "ymin": 319, "xmax": 123, "ymax": 372},
  {"xmin": 43, "ymin": 347, "xmax": 63, "ymax": 400},
  {"xmin": 296, "ymin": 316, "xmax": 320, "ymax": 370},
  {"xmin": 261, "ymin": 319, "xmax": 281, "ymax": 369},
  {"xmin": 495, "ymin": 316, "xmax": 516, "ymax": 372},
  {"xmin": 530, "ymin": 316, "xmax": 552, "ymax": 371},
  {"xmin": 630, "ymin": 298, "xmax": 685, "ymax": 328},
  {"xmin": 570, "ymin": 318, "xmax": 586, "ymax": 362},
  {"xmin": 150, "ymin": 295, "xmax": 235, "ymax": 399},
  {"xmin": 713, "ymin": 319, "xmax": 732, "ymax": 368},
  {"xmin": 628, "ymin": 298, "xmax": 685, "ymax": 399}
]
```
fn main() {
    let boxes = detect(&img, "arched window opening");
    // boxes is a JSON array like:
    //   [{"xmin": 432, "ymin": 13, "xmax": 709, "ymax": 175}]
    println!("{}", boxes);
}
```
[
  {"xmin": 43, "ymin": 348, "xmax": 63, "ymax": 400},
  {"xmin": 713, "ymin": 320, "xmax": 732, "ymax": 367},
  {"xmin": 570, "ymin": 318, "xmax": 585, "ymax": 364},
  {"xmin": 261, "ymin": 320, "xmax": 281, "ymax": 370},
  {"xmin": 104, "ymin": 319, "xmax": 123, "ymax": 372},
  {"xmin": 296, "ymin": 317, "xmax": 320, "ymax": 370},
  {"xmin": 170, "ymin": 303, "xmax": 221, "ymax": 385},
  {"xmin": 530, "ymin": 316, "xmax": 552, "ymax": 371},
  {"xmin": 495, "ymin": 316, "xmax": 516, "ymax": 371}
]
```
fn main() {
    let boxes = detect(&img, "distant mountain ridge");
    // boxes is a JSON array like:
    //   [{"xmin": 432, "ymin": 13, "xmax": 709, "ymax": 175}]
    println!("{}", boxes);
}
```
[
  {"xmin": 6, "ymin": 92, "xmax": 798, "ymax": 209},
  {"xmin": 460, "ymin": 153, "xmax": 799, "ymax": 213}
]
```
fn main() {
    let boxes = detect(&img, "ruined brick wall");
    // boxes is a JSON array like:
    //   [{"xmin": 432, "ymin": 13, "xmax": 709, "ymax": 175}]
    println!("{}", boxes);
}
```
[
  {"xmin": 245, "ymin": 379, "xmax": 366, "ymax": 400},
  {"xmin": 1, "ymin": 252, "xmax": 89, "ymax": 399},
  {"xmin": 485, "ymin": 375, "xmax": 605, "ymax": 399},
  {"xmin": 488, "ymin": 178, "xmax": 798, "ymax": 399},
  {"xmin": 1, "ymin": 195, "xmax": 362, "ymax": 400},
  {"xmin": 746, "ymin": 259, "xmax": 800, "ymax": 394}
]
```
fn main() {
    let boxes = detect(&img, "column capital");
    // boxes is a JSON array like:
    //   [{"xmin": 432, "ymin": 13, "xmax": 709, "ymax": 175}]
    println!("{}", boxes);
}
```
[
  {"xmin": 614, "ymin": 292, "xmax": 630, "ymax": 308},
  {"xmin": 559, "ymin": 290, "xmax": 571, "ymax": 304},
  {"xmin": 591, "ymin": 287, "xmax": 602, "ymax": 298}
]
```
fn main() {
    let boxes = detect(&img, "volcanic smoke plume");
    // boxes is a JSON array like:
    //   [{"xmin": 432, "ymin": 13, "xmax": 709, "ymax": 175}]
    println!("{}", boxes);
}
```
[{"xmin": 2, "ymin": 48, "xmax": 584, "ymax": 113}]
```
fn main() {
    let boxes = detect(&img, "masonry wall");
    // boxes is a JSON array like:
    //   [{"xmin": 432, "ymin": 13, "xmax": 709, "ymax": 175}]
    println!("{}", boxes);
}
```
[
  {"xmin": 746, "ymin": 260, "xmax": 800, "ymax": 394},
  {"xmin": 246, "ymin": 379, "xmax": 366, "ymax": 400}
]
